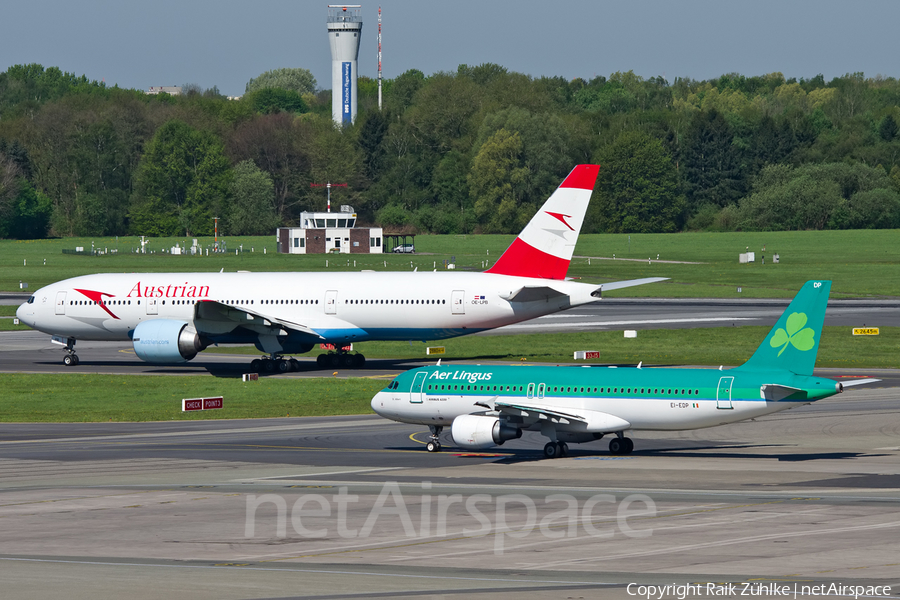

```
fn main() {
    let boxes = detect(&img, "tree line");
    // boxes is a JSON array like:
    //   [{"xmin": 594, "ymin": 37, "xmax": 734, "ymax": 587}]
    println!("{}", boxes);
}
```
[{"xmin": 1, "ymin": 63, "xmax": 899, "ymax": 239}]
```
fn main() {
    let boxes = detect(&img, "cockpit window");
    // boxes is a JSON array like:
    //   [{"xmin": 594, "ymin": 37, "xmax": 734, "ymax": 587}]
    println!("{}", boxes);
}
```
[{"xmin": 27, "ymin": 296, "xmax": 35, "ymax": 304}]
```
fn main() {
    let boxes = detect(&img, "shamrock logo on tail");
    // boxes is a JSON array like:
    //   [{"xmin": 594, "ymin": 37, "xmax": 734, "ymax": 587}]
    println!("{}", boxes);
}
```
[{"xmin": 770, "ymin": 312, "xmax": 816, "ymax": 356}]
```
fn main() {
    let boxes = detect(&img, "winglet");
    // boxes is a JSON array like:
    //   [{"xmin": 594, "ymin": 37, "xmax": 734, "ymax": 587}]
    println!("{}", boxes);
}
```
[{"xmin": 485, "ymin": 165, "xmax": 599, "ymax": 280}]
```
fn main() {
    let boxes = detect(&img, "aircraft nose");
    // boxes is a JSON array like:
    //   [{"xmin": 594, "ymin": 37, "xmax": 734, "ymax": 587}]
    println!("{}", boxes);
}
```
[
  {"xmin": 15, "ymin": 302, "xmax": 33, "ymax": 327},
  {"xmin": 371, "ymin": 391, "xmax": 386, "ymax": 416}
]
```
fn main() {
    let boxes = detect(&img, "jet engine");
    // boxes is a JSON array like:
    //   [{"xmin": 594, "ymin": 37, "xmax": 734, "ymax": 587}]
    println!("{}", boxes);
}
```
[
  {"xmin": 451, "ymin": 414, "xmax": 521, "ymax": 450},
  {"xmin": 132, "ymin": 319, "xmax": 206, "ymax": 364}
]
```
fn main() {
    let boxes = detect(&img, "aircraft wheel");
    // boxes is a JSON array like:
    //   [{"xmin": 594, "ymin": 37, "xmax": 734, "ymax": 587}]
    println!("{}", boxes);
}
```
[
  {"xmin": 609, "ymin": 438, "xmax": 624, "ymax": 455},
  {"xmin": 63, "ymin": 354, "xmax": 74, "ymax": 366},
  {"xmin": 622, "ymin": 437, "xmax": 634, "ymax": 454},
  {"xmin": 426, "ymin": 441, "xmax": 441, "ymax": 453},
  {"xmin": 250, "ymin": 359, "xmax": 262, "ymax": 373},
  {"xmin": 353, "ymin": 353, "xmax": 365, "ymax": 368},
  {"xmin": 327, "ymin": 354, "xmax": 340, "ymax": 368},
  {"xmin": 289, "ymin": 358, "xmax": 300, "ymax": 371},
  {"xmin": 340, "ymin": 354, "xmax": 355, "ymax": 368},
  {"xmin": 263, "ymin": 359, "xmax": 276, "ymax": 373},
  {"xmin": 558, "ymin": 442, "xmax": 569, "ymax": 457},
  {"xmin": 276, "ymin": 359, "xmax": 290, "ymax": 373},
  {"xmin": 316, "ymin": 354, "xmax": 327, "ymax": 368},
  {"xmin": 543, "ymin": 442, "xmax": 559, "ymax": 459}
]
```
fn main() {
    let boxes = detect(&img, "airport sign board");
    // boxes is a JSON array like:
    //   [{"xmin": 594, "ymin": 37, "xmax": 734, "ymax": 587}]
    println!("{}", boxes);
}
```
[
  {"xmin": 182, "ymin": 396, "xmax": 224, "ymax": 411},
  {"xmin": 852, "ymin": 327, "xmax": 880, "ymax": 336}
]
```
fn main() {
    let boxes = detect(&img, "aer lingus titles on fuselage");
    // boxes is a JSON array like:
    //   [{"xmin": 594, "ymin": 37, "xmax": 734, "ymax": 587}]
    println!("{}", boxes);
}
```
[
  {"xmin": 16, "ymin": 165, "xmax": 666, "ymax": 371},
  {"xmin": 371, "ymin": 280, "xmax": 880, "ymax": 458}
]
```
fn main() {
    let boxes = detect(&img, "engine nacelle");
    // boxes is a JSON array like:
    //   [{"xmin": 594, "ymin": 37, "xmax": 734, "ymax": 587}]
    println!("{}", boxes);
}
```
[
  {"xmin": 133, "ymin": 319, "xmax": 205, "ymax": 364},
  {"xmin": 451, "ymin": 414, "xmax": 521, "ymax": 450}
]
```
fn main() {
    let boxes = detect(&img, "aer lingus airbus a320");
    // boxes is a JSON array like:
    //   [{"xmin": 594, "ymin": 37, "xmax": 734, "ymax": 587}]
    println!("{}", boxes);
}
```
[
  {"xmin": 16, "ymin": 165, "xmax": 665, "ymax": 371},
  {"xmin": 371, "ymin": 280, "xmax": 879, "ymax": 457}
]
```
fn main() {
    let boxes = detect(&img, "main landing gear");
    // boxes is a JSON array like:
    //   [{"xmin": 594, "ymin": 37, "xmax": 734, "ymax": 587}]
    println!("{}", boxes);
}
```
[
  {"xmin": 543, "ymin": 441, "xmax": 569, "ymax": 459},
  {"xmin": 250, "ymin": 354, "xmax": 300, "ymax": 374},
  {"xmin": 61, "ymin": 338, "xmax": 79, "ymax": 366},
  {"xmin": 315, "ymin": 351, "xmax": 366, "ymax": 369},
  {"xmin": 425, "ymin": 425, "xmax": 443, "ymax": 452},
  {"xmin": 608, "ymin": 434, "xmax": 634, "ymax": 455}
]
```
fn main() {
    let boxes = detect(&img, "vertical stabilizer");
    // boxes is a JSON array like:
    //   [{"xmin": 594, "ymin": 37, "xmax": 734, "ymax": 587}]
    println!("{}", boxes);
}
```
[
  {"xmin": 485, "ymin": 164, "xmax": 600, "ymax": 280},
  {"xmin": 739, "ymin": 280, "xmax": 831, "ymax": 376}
]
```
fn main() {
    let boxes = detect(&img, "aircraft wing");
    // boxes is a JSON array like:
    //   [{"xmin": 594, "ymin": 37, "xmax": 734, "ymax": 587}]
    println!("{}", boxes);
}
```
[
  {"xmin": 494, "ymin": 400, "xmax": 631, "ymax": 433},
  {"xmin": 194, "ymin": 300, "xmax": 324, "ymax": 340},
  {"xmin": 590, "ymin": 277, "xmax": 669, "ymax": 298}
]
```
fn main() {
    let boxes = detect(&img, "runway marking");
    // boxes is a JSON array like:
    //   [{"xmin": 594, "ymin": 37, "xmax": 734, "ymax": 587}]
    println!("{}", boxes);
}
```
[
  {"xmin": 237, "ymin": 500, "xmax": 738, "ymax": 563},
  {"xmin": 0, "ymin": 490, "xmax": 157, "ymax": 509},
  {"xmin": 0, "ymin": 556, "xmax": 615, "ymax": 587},
  {"xmin": 531, "ymin": 517, "xmax": 900, "ymax": 570},
  {"xmin": 408, "ymin": 432, "xmax": 512, "ymax": 456},
  {"xmin": 0, "ymin": 419, "xmax": 389, "ymax": 445},
  {"xmin": 242, "ymin": 467, "xmax": 406, "ymax": 481}
]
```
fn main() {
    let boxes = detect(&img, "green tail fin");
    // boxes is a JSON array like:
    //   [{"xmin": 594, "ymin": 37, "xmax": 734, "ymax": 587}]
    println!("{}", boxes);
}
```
[{"xmin": 739, "ymin": 280, "xmax": 831, "ymax": 376}]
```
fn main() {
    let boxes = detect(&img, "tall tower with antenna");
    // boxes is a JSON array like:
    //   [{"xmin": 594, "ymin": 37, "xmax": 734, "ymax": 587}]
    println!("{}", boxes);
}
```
[
  {"xmin": 377, "ymin": 6, "xmax": 382, "ymax": 111},
  {"xmin": 327, "ymin": 5, "xmax": 363, "ymax": 126}
]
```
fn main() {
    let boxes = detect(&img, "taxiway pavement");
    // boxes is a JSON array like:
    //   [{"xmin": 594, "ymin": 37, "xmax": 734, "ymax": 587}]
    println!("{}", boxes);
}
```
[{"xmin": 2, "ymin": 383, "xmax": 900, "ymax": 599}]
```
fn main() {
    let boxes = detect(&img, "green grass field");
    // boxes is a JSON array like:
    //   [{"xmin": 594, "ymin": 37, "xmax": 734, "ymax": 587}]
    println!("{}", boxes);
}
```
[
  {"xmin": 1, "ymin": 325, "xmax": 894, "ymax": 423},
  {"xmin": 2, "ymin": 230, "xmax": 899, "ymax": 297},
  {"xmin": 214, "ymin": 326, "xmax": 900, "ymax": 369},
  {"xmin": 0, "ymin": 374, "xmax": 384, "ymax": 422},
  {"xmin": 2, "ymin": 231, "xmax": 896, "ymax": 423}
]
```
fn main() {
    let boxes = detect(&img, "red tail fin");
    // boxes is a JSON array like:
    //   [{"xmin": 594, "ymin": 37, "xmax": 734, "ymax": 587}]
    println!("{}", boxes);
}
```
[{"xmin": 485, "ymin": 165, "xmax": 599, "ymax": 280}]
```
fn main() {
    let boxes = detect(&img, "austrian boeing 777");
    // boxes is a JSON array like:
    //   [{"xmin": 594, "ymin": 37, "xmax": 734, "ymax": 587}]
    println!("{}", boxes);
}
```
[
  {"xmin": 16, "ymin": 165, "xmax": 665, "ymax": 370},
  {"xmin": 371, "ymin": 280, "xmax": 879, "ymax": 457}
]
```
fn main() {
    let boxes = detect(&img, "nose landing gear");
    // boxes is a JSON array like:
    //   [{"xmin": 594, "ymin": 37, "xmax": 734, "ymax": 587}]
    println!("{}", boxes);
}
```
[
  {"xmin": 425, "ymin": 425, "xmax": 443, "ymax": 452},
  {"xmin": 60, "ymin": 338, "xmax": 79, "ymax": 366}
]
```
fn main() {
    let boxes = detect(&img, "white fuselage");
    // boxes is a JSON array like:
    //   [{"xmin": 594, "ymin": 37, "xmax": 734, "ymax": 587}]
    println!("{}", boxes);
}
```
[{"xmin": 16, "ymin": 270, "xmax": 600, "ymax": 345}]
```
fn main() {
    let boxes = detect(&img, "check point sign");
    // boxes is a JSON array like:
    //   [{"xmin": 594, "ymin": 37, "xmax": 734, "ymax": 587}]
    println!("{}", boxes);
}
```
[{"xmin": 182, "ymin": 397, "xmax": 224, "ymax": 412}]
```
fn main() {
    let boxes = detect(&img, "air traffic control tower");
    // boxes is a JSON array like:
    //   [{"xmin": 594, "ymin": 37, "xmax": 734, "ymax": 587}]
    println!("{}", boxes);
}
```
[{"xmin": 327, "ymin": 5, "xmax": 362, "ymax": 126}]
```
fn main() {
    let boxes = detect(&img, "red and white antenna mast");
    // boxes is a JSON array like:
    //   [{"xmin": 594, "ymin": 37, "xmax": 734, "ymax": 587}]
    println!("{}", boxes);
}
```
[
  {"xmin": 311, "ymin": 182, "xmax": 349, "ymax": 213},
  {"xmin": 377, "ymin": 6, "xmax": 382, "ymax": 111}
]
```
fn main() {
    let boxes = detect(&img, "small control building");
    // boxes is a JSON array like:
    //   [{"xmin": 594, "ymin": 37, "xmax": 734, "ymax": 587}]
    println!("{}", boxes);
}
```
[{"xmin": 277, "ymin": 206, "xmax": 383, "ymax": 254}]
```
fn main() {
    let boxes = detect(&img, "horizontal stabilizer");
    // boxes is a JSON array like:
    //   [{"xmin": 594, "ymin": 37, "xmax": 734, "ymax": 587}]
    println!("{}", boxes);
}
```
[
  {"xmin": 501, "ymin": 286, "xmax": 568, "ymax": 303},
  {"xmin": 839, "ymin": 378, "xmax": 881, "ymax": 388},
  {"xmin": 592, "ymin": 277, "xmax": 669, "ymax": 298}
]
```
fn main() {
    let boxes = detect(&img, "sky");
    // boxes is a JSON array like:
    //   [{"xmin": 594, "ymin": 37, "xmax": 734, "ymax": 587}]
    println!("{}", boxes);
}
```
[{"xmin": 4, "ymin": 0, "xmax": 899, "ymax": 97}]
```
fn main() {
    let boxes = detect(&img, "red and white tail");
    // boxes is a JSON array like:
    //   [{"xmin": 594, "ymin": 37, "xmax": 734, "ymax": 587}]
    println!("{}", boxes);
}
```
[{"xmin": 485, "ymin": 164, "xmax": 599, "ymax": 280}]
